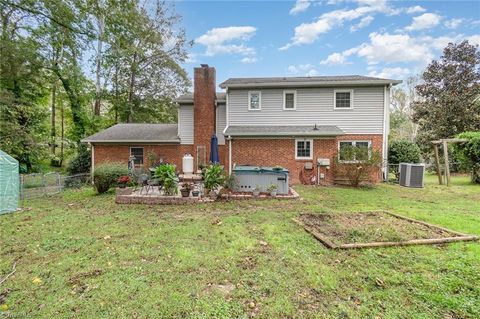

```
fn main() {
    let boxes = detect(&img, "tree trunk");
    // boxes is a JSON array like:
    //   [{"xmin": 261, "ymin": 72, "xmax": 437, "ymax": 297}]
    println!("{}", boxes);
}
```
[
  {"xmin": 50, "ymin": 80, "xmax": 57, "ymax": 155},
  {"xmin": 60, "ymin": 94, "xmax": 64, "ymax": 165},
  {"xmin": 54, "ymin": 67, "xmax": 85, "ymax": 141},
  {"xmin": 94, "ymin": 13, "xmax": 104, "ymax": 116},
  {"xmin": 127, "ymin": 52, "xmax": 137, "ymax": 123}
]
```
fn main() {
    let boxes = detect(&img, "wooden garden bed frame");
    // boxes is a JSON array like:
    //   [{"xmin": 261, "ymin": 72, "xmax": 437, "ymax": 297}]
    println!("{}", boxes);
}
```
[{"xmin": 294, "ymin": 211, "xmax": 478, "ymax": 249}]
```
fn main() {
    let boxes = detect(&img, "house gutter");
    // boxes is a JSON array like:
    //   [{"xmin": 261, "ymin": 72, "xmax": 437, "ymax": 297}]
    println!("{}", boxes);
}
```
[{"xmin": 382, "ymin": 84, "xmax": 392, "ymax": 181}]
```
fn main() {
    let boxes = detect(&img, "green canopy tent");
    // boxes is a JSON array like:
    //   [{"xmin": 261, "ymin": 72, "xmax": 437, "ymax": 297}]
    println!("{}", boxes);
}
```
[{"xmin": 0, "ymin": 150, "xmax": 19, "ymax": 214}]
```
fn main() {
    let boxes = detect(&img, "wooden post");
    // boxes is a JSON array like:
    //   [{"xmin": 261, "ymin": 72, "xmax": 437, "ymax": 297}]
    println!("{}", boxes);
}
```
[
  {"xmin": 433, "ymin": 143, "xmax": 443, "ymax": 185},
  {"xmin": 443, "ymin": 140, "xmax": 451, "ymax": 186}
]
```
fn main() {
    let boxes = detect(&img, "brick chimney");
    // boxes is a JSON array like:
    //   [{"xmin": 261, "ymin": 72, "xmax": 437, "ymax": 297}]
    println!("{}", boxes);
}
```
[{"xmin": 193, "ymin": 64, "xmax": 216, "ymax": 167}]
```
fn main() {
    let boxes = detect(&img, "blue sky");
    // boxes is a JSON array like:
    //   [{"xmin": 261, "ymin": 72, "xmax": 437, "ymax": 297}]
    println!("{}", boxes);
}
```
[{"xmin": 175, "ymin": 0, "xmax": 480, "ymax": 87}]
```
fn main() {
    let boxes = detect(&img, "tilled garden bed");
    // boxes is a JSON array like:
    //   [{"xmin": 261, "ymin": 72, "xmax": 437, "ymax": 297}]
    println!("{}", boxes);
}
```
[{"xmin": 294, "ymin": 211, "xmax": 478, "ymax": 249}]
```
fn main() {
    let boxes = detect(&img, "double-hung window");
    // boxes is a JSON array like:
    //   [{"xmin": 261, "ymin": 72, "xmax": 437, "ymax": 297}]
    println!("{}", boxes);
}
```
[
  {"xmin": 283, "ymin": 90, "xmax": 296, "ymax": 110},
  {"xmin": 295, "ymin": 139, "xmax": 313, "ymax": 160},
  {"xmin": 130, "ymin": 147, "xmax": 144, "ymax": 166},
  {"xmin": 338, "ymin": 141, "xmax": 370, "ymax": 162},
  {"xmin": 248, "ymin": 91, "xmax": 261, "ymax": 110},
  {"xmin": 334, "ymin": 90, "xmax": 354, "ymax": 109}
]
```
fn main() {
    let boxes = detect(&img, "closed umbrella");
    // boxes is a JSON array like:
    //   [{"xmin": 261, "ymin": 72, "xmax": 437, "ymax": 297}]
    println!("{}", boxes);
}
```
[{"xmin": 209, "ymin": 134, "xmax": 220, "ymax": 164}]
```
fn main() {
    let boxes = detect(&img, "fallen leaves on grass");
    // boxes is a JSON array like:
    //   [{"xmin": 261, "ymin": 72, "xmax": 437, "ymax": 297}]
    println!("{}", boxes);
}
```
[{"xmin": 32, "ymin": 277, "xmax": 42, "ymax": 285}]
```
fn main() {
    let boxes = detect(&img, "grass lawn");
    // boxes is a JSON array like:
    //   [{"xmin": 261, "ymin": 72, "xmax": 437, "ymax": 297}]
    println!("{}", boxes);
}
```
[{"xmin": 1, "ymin": 174, "xmax": 479, "ymax": 318}]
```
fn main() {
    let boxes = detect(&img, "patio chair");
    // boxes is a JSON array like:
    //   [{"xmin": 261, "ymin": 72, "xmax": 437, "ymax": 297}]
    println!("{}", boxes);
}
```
[{"xmin": 138, "ymin": 174, "xmax": 151, "ymax": 195}]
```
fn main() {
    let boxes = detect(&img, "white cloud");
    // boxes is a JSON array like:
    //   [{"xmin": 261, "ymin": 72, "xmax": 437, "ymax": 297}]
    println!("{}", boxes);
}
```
[
  {"xmin": 350, "ymin": 15, "xmax": 374, "ymax": 32},
  {"xmin": 368, "ymin": 67, "xmax": 410, "ymax": 79},
  {"xmin": 241, "ymin": 57, "xmax": 258, "ymax": 63},
  {"xmin": 320, "ymin": 52, "xmax": 349, "ymax": 65},
  {"xmin": 290, "ymin": 0, "xmax": 311, "ymax": 15},
  {"xmin": 195, "ymin": 26, "xmax": 257, "ymax": 59},
  {"xmin": 405, "ymin": 13, "xmax": 442, "ymax": 31},
  {"xmin": 445, "ymin": 18, "xmax": 463, "ymax": 29},
  {"xmin": 281, "ymin": 0, "xmax": 400, "ymax": 49},
  {"xmin": 405, "ymin": 6, "xmax": 426, "ymax": 14},
  {"xmin": 466, "ymin": 35, "xmax": 480, "ymax": 46},
  {"xmin": 287, "ymin": 64, "xmax": 319, "ymax": 76},
  {"xmin": 324, "ymin": 32, "xmax": 464, "ymax": 69}
]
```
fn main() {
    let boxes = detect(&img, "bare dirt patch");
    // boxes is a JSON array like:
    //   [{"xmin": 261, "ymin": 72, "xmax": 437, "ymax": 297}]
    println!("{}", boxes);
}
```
[{"xmin": 296, "ymin": 211, "xmax": 478, "ymax": 249}]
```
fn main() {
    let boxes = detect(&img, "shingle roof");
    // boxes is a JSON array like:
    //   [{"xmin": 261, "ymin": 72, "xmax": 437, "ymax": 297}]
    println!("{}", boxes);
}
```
[
  {"xmin": 224, "ymin": 125, "xmax": 345, "ymax": 137},
  {"xmin": 82, "ymin": 124, "xmax": 180, "ymax": 143},
  {"xmin": 175, "ymin": 92, "xmax": 226, "ymax": 103},
  {"xmin": 219, "ymin": 75, "xmax": 402, "ymax": 88}
]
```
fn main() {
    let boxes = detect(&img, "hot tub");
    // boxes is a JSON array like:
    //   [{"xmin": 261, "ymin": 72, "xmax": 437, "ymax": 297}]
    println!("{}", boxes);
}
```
[{"xmin": 232, "ymin": 165, "xmax": 289, "ymax": 194}]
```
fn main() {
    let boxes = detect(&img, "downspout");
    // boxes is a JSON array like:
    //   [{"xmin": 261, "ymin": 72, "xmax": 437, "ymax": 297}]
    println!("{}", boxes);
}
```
[
  {"xmin": 382, "ymin": 84, "xmax": 391, "ymax": 181},
  {"xmin": 228, "ymin": 137, "xmax": 232, "ymax": 174},
  {"xmin": 90, "ymin": 143, "xmax": 95, "ymax": 181}
]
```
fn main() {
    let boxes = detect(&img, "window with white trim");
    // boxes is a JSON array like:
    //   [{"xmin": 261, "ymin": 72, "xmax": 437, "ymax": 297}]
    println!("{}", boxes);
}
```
[
  {"xmin": 130, "ymin": 147, "xmax": 144, "ymax": 165},
  {"xmin": 248, "ymin": 91, "xmax": 261, "ymax": 110},
  {"xmin": 283, "ymin": 90, "xmax": 296, "ymax": 110},
  {"xmin": 334, "ymin": 90, "xmax": 354, "ymax": 109},
  {"xmin": 338, "ymin": 141, "xmax": 370, "ymax": 161},
  {"xmin": 295, "ymin": 139, "xmax": 313, "ymax": 159}
]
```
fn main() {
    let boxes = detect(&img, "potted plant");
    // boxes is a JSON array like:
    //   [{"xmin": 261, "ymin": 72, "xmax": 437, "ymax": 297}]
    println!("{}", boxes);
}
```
[
  {"xmin": 252, "ymin": 185, "xmax": 261, "ymax": 197},
  {"xmin": 267, "ymin": 183, "xmax": 278, "ymax": 197},
  {"xmin": 117, "ymin": 175, "xmax": 131, "ymax": 188},
  {"xmin": 154, "ymin": 164, "xmax": 178, "ymax": 196},
  {"xmin": 191, "ymin": 185, "xmax": 200, "ymax": 197},
  {"xmin": 180, "ymin": 183, "xmax": 192, "ymax": 197},
  {"xmin": 203, "ymin": 164, "xmax": 226, "ymax": 200}
]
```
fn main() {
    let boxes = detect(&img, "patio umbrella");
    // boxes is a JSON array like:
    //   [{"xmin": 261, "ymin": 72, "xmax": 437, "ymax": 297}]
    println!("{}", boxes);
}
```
[{"xmin": 209, "ymin": 134, "xmax": 220, "ymax": 164}]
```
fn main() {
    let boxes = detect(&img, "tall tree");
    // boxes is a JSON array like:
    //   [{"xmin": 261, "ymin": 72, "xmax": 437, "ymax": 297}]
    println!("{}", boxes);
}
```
[
  {"xmin": 0, "ymin": 3, "xmax": 49, "ymax": 171},
  {"xmin": 412, "ymin": 41, "xmax": 480, "ymax": 150},
  {"xmin": 389, "ymin": 76, "xmax": 420, "ymax": 142},
  {"xmin": 103, "ymin": 0, "xmax": 189, "ymax": 123}
]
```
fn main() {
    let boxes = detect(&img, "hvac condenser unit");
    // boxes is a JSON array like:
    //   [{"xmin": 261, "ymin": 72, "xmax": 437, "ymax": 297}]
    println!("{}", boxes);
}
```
[{"xmin": 399, "ymin": 163, "xmax": 425, "ymax": 188}]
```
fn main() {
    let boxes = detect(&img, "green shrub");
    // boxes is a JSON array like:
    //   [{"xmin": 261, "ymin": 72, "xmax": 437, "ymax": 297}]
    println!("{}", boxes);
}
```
[
  {"xmin": 154, "ymin": 164, "xmax": 178, "ymax": 195},
  {"xmin": 453, "ymin": 131, "xmax": 480, "ymax": 184},
  {"xmin": 388, "ymin": 140, "xmax": 421, "ymax": 164},
  {"xmin": 335, "ymin": 146, "xmax": 383, "ymax": 187},
  {"xmin": 93, "ymin": 162, "xmax": 129, "ymax": 194},
  {"xmin": 67, "ymin": 144, "xmax": 91, "ymax": 175},
  {"xmin": 204, "ymin": 164, "xmax": 226, "ymax": 192}
]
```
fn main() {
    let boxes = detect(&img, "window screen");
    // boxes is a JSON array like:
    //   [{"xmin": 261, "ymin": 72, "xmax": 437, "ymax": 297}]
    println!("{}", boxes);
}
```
[
  {"xmin": 335, "ymin": 91, "xmax": 351, "ymax": 108},
  {"xmin": 130, "ymin": 147, "xmax": 144, "ymax": 165},
  {"xmin": 285, "ymin": 92, "xmax": 295, "ymax": 109},
  {"xmin": 249, "ymin": 92, "xmax": 260, "ymax": 110},
  {"xmin": 339, "ymin": 141, "xmax": 370, "ymax": 161},
  {"xmin": 296, "ymin": 140, "xmax": 311, "ymax": 158},
  {"xmin": 339, "ymin": 141, "xmax": 353, "ymax": 161}
]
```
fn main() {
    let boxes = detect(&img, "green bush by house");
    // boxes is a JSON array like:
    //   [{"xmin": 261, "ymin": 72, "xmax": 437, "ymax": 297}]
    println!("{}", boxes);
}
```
[
  {"xmin": 453, "ymin": 131, "xmax": 480, "ymax": 183},
  {"xmin": 388, "ymin": 140, "xmax": 421, "ymax": 164},
  {"xmin": 93, "ymin": 162, "xmax": 129, "ymax": 194}
]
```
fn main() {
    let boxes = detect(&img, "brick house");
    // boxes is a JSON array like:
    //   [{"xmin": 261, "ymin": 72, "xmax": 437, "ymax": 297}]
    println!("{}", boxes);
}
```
[{"xmin": 83, "ymin": 64, "xmax": 401, "ymax": 184}]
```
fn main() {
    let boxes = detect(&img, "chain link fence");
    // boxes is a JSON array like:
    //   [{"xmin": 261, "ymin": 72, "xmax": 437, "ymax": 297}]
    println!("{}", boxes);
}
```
[{"xmin": 20, "ymin": 172, "xmax": 91, "ymax": 200}]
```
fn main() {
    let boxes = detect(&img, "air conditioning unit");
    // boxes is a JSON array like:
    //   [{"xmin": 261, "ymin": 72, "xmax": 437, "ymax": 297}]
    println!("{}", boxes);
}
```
[{"xmin": 399, "ymin": 163, "xmax": 425, "ymax": 188}]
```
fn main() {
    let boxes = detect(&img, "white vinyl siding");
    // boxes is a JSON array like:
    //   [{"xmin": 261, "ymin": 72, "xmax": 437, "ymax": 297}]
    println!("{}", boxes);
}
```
[
  {"xmin": 178, "ymin": 104, "xmax": 194, "ymax": 144},
  {"xmin": 227, "ymin": 87, "xmax": 385, "ymax": 134},
  {"xmin": 216, "ymin": 103, "xmax": 226, "ymax": 145}
]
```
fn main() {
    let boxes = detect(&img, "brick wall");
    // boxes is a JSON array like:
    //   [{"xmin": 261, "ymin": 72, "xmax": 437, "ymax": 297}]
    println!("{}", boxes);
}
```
[
  {"xmin": 93, "ymin": 144, "xmax": 194, "ymax": 172},
  {"xmin": 230, "ymin": 134, "xmax": 383, "ymax": 184}
]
